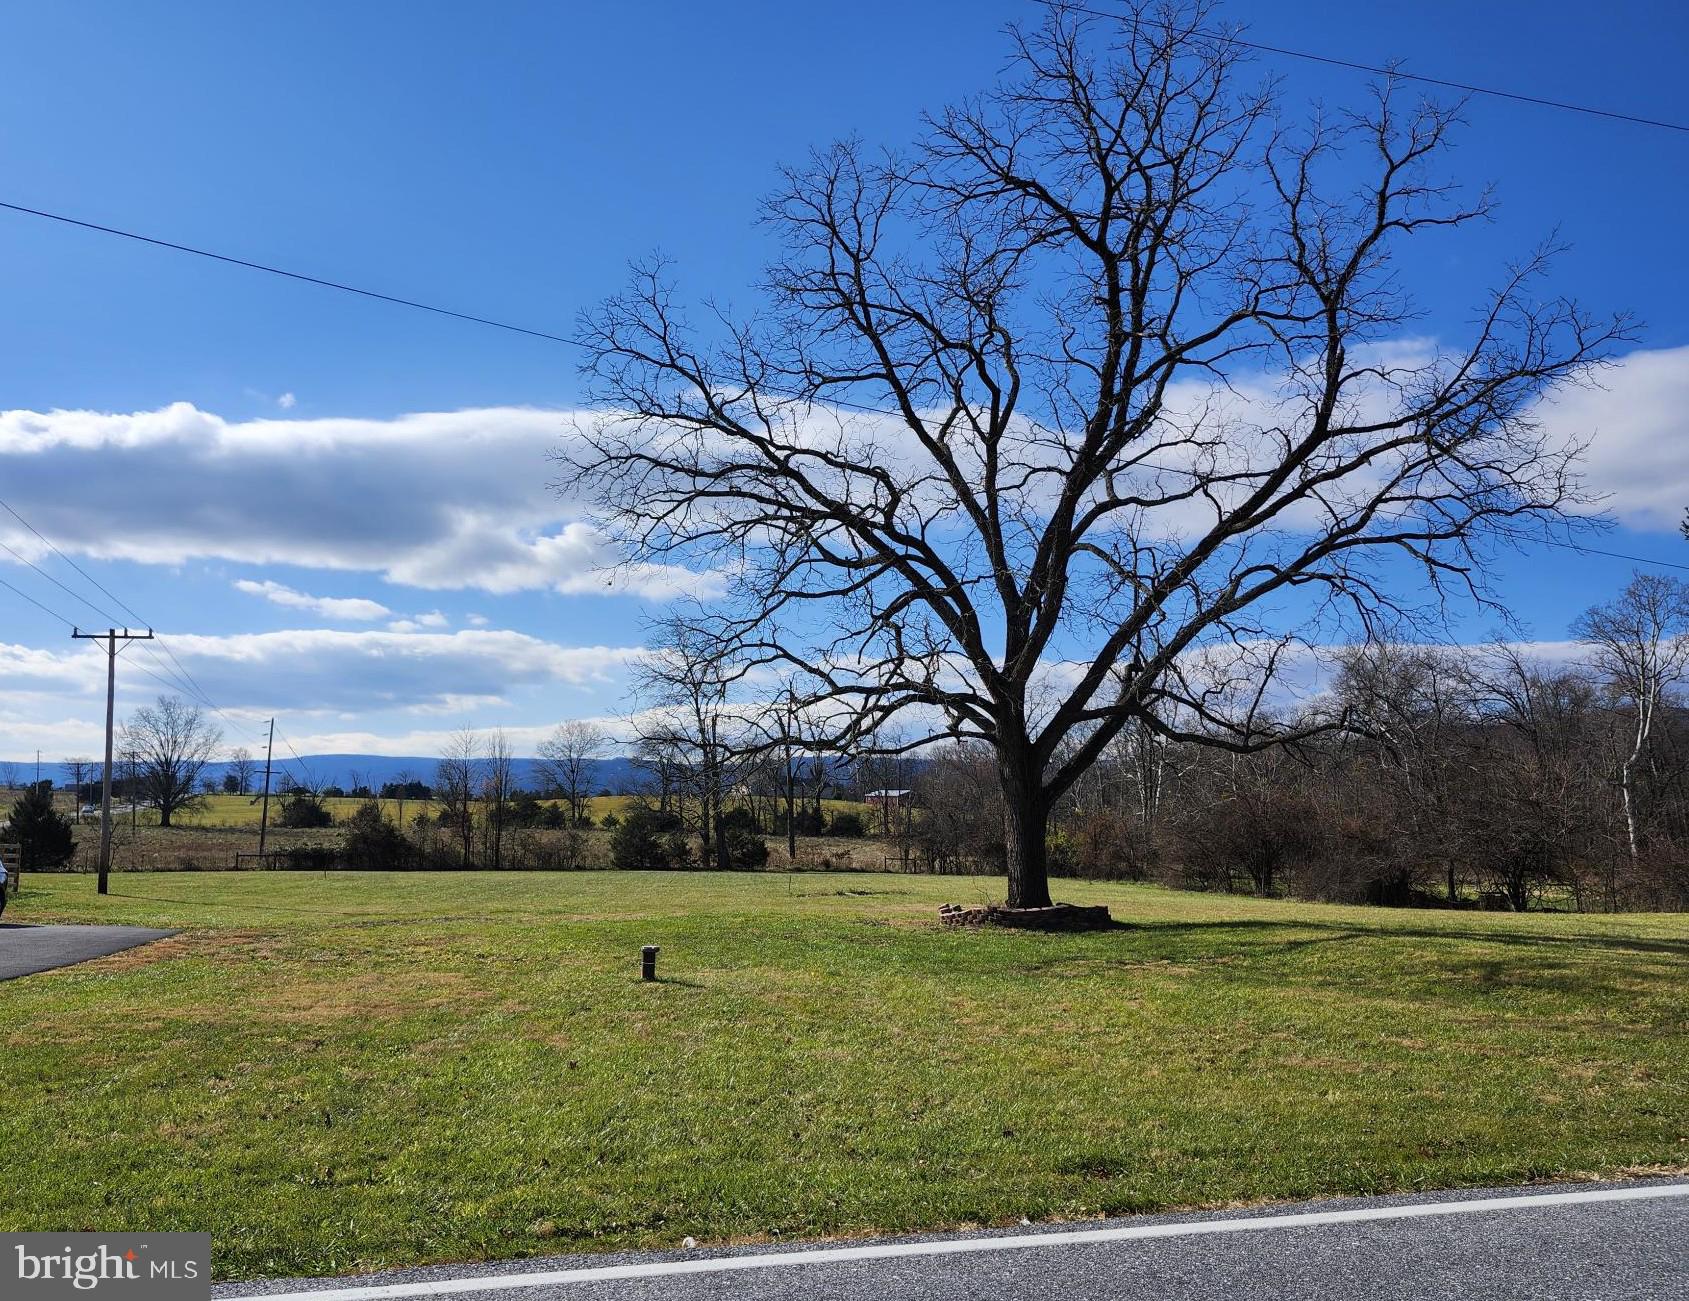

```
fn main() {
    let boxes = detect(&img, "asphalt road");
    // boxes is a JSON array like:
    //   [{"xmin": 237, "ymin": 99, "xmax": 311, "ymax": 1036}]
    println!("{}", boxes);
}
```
[
  {"xmin": 216, "ymin": 1178, "xmax": 1689, "ymax": 1301},
  {"xmin": 0, "ymin": 922, "xmax": 177, "ymax": 980}
]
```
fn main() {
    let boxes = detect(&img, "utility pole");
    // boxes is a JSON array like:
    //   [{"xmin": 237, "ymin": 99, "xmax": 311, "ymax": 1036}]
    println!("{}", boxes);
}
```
[
  {"xmin": 71, "ymin": 627, "xmax": 154, "ymax": 895},
  {"xmin": 257, "ymin": 718, "xmax": 275, "ymax": 857}
]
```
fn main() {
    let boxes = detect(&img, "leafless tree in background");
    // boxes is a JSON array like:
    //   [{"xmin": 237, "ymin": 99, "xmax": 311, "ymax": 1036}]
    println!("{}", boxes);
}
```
[
  {"xmin": 226, "ymin": 746, "xmax": 256, "ymax": 796},
  {"xmin": 1460, "ymin": 646, "xmax": 1607, "ymax": 910},
  {"xmin": 537, "ymin": 720, "xmax": 611, "ymax": 824},
  {"xmin": 482, "ymin": 729, "xmax": 516, "ymax": 870},
  {"xmin": 388, "ymin": 767, "xmax": 420, "ymax": 829},
  {"xmin": 435, "ymin": 728, "xmax": 482, "ymax": 869},
  {"xmin": 567, "ymin": 2, "xmax": 1626, "ymax": 907},
  {"xmin": 631, "ymin": 733, "xmax": 686, "ymax": 823},
  {"xmin": 62, "ymin": 756, "xmax": 93, "ymax": 821},
  {"xmin": 630, "ymin": 616, "xmax": 748, "ymax": 871},
  {"xmin": 1575, "ymin": 573, "xmax": 1689, "ymax": 870},
  {"xmin": 120, "ymin": 696, "xmax": 222, "ymax": 827},
  {"xmin": 1335, "ymin": 641, "xmax": 1470, "ymax": 902}
]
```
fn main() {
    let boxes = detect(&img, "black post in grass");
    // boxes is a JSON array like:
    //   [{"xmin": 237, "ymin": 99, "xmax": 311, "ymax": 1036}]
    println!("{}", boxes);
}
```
[{"xmin": 641, "ymin": 945, "xmax": 659, "ymax": 981}]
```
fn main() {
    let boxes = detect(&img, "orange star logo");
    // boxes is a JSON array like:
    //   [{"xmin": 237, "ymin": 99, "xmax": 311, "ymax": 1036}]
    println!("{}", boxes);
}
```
[{"xmin": 124, "ymin": 1250, "xmax": 137, "ymax": 1262}]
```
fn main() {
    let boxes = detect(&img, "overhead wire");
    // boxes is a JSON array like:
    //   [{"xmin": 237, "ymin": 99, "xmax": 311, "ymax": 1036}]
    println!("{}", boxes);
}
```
[
  {"xmin": 0, "ymin": 5, "xmax": 1683, "ymax": 690},
  {"xmin": 0, "ymin": 496, "xmax": 281, "ymax": 764},
  {"xmin": 1038, "ymin": 0, "xmax": 1689, "ymax": 135},
  {"xmin": 0, "ymin": 572, "xmax": 77, "ymax": 628}
]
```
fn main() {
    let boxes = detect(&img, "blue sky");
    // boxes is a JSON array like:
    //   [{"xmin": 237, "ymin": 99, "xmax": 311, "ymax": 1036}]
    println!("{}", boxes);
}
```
[{"xmin": 1, "ymin": 0, "xmax": 1686, "ymax": 761}]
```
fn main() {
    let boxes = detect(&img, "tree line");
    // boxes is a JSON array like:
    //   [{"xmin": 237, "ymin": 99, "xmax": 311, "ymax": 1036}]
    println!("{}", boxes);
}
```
[{"xmin": 897, "ymin": 575, "xmax": 1689, "ymax": 912}]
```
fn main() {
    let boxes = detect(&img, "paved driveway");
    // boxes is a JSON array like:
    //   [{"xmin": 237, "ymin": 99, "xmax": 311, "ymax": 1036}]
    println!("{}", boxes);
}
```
[{"xmin": 0, "ymin": 922, "xmax": 178, "ymax": 980}]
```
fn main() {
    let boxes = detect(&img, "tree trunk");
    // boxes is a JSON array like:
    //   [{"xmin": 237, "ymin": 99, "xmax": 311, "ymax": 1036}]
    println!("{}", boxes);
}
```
[
  {"xmin": 1619, "ymin": 752, "xmax": 1640, "ymax": 864},
  {"xmin": 785, "ymin": 761, "xmax": 796, "ymax": 861},
  {"xmin": 1000, "ymin": 756, "xmax": 1052, "ymax": 908}
]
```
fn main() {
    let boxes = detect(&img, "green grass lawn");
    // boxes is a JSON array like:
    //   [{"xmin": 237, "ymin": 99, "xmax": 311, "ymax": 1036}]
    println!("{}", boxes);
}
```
[{"xmin": 3, "ymin": 872, "xmax": 1685, "ymax": 1280}]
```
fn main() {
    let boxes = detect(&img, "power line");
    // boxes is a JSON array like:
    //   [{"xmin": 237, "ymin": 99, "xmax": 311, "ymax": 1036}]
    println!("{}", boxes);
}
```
[
  {"xmin": 0, "ymin": 500, "xmax": 234, "ymax": 712},
  {"xmin": 0, "ymin": 12, "xmax": 1679, "ymax": 681},
  {"xmin": 148, "ymin": 635, "xmax": 252, "ymax": 734},
  {"xmin": 0, "ymin": 496, "xmax": 282, "ymax": 762},
  {"xmin": 0, "ymin": 497, "xmax": 219, "ymax": 711},
  {"xmin": 267, "ymin": 726, "xmax": 313, "ymax": 788},
  {"xmin": 0, "ymin": 496, "xmax": 149, "ymax": 626},
  {"xmin": 0, "ymin": 13, "xmax": 1676, "ymax": 380},
  {"xmin": 1045, "ymin": 2, "xmax": 1689, "ymax": 135},
  {"xmin": 0, "ymin": 572, "xmax": 77, "ymax": 627},
  {"xmin": 0, "ymin": 200, "xmax": 577, "ymax": 345},
  {"xmin": 126, "ymin": 654, "xmax": 208, "ymax": 702},
  {"xmin": 1542, "ymin": 538, "xmax": 1689, "ymax": 575},
  {"xmin": 274, "ymin": 728, "xmax": 313, "ymax": 774},
  {"xmin": 0, "ymin": 535, "xmax": 125, "ymax": 626}
]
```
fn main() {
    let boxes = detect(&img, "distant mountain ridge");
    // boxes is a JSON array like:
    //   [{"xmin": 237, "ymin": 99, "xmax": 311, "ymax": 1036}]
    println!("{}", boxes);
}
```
[{"xmin": 33, "ymin": 754, "xmax": 645, "ymax": 795}]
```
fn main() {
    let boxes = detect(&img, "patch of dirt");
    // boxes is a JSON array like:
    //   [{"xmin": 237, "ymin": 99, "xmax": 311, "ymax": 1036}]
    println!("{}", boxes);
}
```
[
  {"xmin": 83, "ymin": 934, "xmax": 195, "ymax": 973},
  {"xmin": 939, "ymin": 902, "xmax": 1116, "ymax": 931},
  {"xmin": 256, "ymin": 969, "xmax": 489, "ymax": 1024}
]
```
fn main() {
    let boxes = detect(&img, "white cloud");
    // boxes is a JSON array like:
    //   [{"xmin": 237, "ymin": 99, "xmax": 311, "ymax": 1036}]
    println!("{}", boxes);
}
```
[
  {"xmin": 234, "ymin": 579, "xmax": 392, "ymax": 621},
  {"xmin": 1536, "ymin": 346, "xmax": 1689, "ymax": 532},
  {"xmin": 277, "ymin": 392, "xmax": 297, "ymax": 410},
  {"xmin": 0, "ymin": 403, "xmax": 714, "ymax": 599},
  {"xmin": 0, "ymin": 628, "xmax": 645, "ymax": 757},
  {"xmin": 0, "ymin": 351, "xmax": 1678, "ymax": 615},
  {"xmin": 386, "ymin": 611, "xmax": 450, "ymax": 633},
  {"xmin": 145, "ymin": 627, "xmax": 641, "ymax": 712}
]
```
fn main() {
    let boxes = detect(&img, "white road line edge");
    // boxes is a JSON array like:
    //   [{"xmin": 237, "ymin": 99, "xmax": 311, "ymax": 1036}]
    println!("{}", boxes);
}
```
[{"xmin": 244, "ymin": 1182, "xmax": 1689, "ymax": 1301}]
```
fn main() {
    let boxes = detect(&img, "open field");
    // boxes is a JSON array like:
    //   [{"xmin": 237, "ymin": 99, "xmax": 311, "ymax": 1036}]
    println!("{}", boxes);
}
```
[
  {"xmin": 27, "ymin": 791, "xmax": 875, "ymax": 830},
  {"xmin": 49, "ymin": 823, "xmax": 889, "ymax": 873},
  {"xmin": 2, "ymin": 872, "xmax": 1685, "ymax": 1281}
]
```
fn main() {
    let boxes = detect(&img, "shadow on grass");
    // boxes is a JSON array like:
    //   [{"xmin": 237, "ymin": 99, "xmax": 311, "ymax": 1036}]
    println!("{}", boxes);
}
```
[
  {"xmin": 1127, "ymin": 917, "xmax": 1689, "ymax": 961},
  {"xmin": 1022, "ymin": 924, "xmax": 1368, "ymax": 970},
  {"xmin": 1007, "ymin": 916, "xmax": 1687, "ymax": 1007}
]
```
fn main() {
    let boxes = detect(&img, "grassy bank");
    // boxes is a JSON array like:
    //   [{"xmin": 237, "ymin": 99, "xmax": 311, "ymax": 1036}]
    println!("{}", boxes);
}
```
[{"xmin": 2, "ymin": 871, "xmax": 1684, "ymax": 1279}]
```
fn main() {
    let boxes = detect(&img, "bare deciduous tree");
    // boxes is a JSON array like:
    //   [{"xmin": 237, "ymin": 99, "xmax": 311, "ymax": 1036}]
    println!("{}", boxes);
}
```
[
  {"xmin": 120, "ymin": 696, "xmax": 222, "ymax": 827},
  {"xmin": 390, "ymin": 766, "xmax": 420, "ymax": 828},
  {"xmin": 1461, "ymin": 646, "xmax": 1605, "ymax": 910},
  {"xmin": 62, "ymin": 756, "xmax": 94, "ymax": 821},
  {"xmin": 435, "ymin": 728, "xmax": 482, "ymax": 869},
  {"xmin": 631, "ymin": 617, "xmax": 745, "ymax": 871},
  {"xmin": 226, "ymin": 746, "xmax": 256, "ymax": 796},
  {"xmin": 537, "ymin": 720, "xmax": 611, "ymax": 825},
  {"xmin": 482, "ymin": 728, "xmax": 516, "ymax": 870},
  {"xmin": 1335, "ymin": 642, "xmax": 1470, "ymax": 902},
  {"xmin": 1575, "ymin": 573, "xmax": 1689, "ymax": 867},
  {"xmin": 566, "ymin": 4, "xmax": 1625, "ymax": 906}
]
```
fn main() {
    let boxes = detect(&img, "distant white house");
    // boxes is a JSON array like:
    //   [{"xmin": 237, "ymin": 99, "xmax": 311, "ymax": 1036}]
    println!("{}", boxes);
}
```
[{"xmin": 864, "ymin": 789, "xmax": 912, "ymax": 810}]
